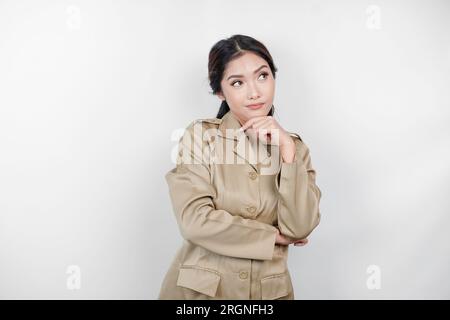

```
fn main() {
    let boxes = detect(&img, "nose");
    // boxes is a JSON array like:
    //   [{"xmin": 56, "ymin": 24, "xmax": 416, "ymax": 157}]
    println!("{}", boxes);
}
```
[{"xmin": 247, "ymin": 81, "xmax": 261, "ymax": 100}]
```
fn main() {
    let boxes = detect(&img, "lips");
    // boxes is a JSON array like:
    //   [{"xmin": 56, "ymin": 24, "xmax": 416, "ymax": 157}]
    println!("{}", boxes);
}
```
[{"xmin": 247, "ymin": 103, "xmax": 264, "ymax": 110}]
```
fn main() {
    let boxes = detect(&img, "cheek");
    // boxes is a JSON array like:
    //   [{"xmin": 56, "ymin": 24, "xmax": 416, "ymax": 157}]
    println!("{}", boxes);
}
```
[
  {"xmin": 263, "ymin": 80, "xmax": 275, "ymax": 94},
  {"xmin": 221, "ymin": 85, "xmax": 238, "ymax": 99},
  {"xmin": 226, "ymin": 89, "xmax": 247, "ymax": 105}
]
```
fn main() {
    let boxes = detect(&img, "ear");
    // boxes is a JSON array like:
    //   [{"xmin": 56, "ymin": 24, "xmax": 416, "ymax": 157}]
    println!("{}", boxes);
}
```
[{"xmin": 217, "ymin": 91, "xmax": 225, "ymax": 101}]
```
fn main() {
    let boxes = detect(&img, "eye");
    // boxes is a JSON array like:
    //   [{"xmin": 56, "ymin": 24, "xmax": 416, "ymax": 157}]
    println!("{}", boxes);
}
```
[
  {"xmin": 259, "ymin": 72, "xmax": 269, "ymax": 80},
  {"xmin": 231, "ymin": 80, "xmax": 242, "ymax": 87},
  {"xmin": 230, "ymin": 72, "xmax": 269, "ymax": 88}
]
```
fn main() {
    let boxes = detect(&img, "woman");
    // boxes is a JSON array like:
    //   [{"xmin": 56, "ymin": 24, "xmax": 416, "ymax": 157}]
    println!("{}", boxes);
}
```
[{"xmin": 158, "ymin": 34, "xmax": 322, "ymax": 300}]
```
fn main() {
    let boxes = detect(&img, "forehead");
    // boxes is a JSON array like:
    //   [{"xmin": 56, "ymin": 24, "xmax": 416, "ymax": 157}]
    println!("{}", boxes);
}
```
[{"xmin": 223, "ymin": 52, "xmax": 268, "ymax": 77}]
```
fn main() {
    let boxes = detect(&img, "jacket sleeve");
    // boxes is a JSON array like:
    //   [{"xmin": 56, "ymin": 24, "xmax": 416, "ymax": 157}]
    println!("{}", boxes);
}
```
[
  {"xmin": 165, "ymin": 121, "xmax": 278, "ymax": 260},
  {"xmin": 275, "ymin": 135, "xmax": 322, "ymax": 240}
]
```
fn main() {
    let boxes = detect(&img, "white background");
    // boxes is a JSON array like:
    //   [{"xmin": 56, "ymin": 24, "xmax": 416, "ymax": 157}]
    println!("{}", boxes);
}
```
[{"xmin": 0, "ymin": 0, "xmax": 449, "ymax": 299}]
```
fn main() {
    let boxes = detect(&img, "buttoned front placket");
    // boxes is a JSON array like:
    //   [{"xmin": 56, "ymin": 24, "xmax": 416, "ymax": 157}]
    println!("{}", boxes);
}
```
[{"xmin": 212, "ymin": 112, "xmax": 281, "ymax": 298}]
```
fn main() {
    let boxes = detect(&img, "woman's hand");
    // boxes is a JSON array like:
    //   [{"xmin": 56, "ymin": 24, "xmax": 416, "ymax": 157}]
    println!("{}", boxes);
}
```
[
  {"xmin": 240, "ymin": 116, "xmax": 292, "ymax": 146},
  {"xmin": 275, "ymin": 228, "xmax": 309, "ymax": 247},
  {"xmin": 275, "ymin": 228, "xmax": 294, "ymax": 245},
  {"xmin": 293, "ymin": 238, "xmax": 309, "ymax": 246},
  {"xmin": 240, "ymin": 116, "xmax": 296, "ymax": 163}
]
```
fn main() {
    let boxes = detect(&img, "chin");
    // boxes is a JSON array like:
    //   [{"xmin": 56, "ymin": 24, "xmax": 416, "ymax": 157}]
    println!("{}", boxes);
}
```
[{"xmin": 248, "ymin": 106, "xmax": 271, "ymax": 117}]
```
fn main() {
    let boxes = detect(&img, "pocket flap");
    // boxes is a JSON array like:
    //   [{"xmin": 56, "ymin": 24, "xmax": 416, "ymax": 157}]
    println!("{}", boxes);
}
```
[
  {"xmin": 261, "ymin": 272, "xmax": 292, "ymax": 299},
  {"xmin": 176, "ymin": 266, "xmax": 221, "ymax": 297}
]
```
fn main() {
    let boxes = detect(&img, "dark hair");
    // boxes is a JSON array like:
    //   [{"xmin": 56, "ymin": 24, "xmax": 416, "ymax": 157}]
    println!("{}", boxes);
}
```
[{"xmin": 208, "ymin": 34, "xmax": 278, "ymax": 119}]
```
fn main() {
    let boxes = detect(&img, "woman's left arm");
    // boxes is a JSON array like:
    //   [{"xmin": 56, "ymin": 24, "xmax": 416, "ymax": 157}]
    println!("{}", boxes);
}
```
[
  {"xmin": 276, "ymin": 134, "xmax": 322, "ymax": 241},
  {"xmin": 240, "ymin": 116, "xmax": 322, "ymax": 242}
]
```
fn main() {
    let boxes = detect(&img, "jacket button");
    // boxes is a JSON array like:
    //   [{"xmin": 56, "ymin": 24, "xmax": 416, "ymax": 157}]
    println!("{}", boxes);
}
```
[
  {"xmin": 248, "ymin": 172, "xmax": 258, "ymax": 180},
  {"xmin": 246, "ymin": 206, "xmax": 256, "ymax": 214},
  {"xmin": 239, "ymin": 271, "xmax": 248, "ymax": 279}
]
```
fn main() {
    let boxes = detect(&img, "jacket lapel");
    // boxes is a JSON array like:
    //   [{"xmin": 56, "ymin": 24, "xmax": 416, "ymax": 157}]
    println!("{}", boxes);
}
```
[{"xmin": 216, "ymin": 111, "xmax": 272, "ymax": 173}]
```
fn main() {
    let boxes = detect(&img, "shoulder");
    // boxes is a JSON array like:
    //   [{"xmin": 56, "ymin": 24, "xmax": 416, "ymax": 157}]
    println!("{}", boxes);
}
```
[
  {"xmin": 287, "ymin": 131, "xmax": 311, "ymax": 155},
  {"xmin": 182, "ymin": 117, "xmax": 222, "ymax": 143},
  {"xmin": 288, "ymin": 131, "xmax": 303, "ymax": 142},
  {"xmin": 185, "ymin": 117, "xmax": 222, "ymax": 130},
  {"xmin": 193, "ymin": 117, "xmax": 222, "ymax": 129}
]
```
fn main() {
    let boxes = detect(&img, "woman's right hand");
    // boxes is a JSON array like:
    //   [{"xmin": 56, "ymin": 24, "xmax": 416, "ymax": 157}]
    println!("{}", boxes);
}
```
[{"xmin": 275, "ymin": 228, "xmax": 295, "ymax": 245}]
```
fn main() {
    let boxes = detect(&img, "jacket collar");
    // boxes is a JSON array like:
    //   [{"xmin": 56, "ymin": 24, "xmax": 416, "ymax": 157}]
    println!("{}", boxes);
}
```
[{"xmin": 217, "ymin": 110, "xmax": 243, "ymax": 140}]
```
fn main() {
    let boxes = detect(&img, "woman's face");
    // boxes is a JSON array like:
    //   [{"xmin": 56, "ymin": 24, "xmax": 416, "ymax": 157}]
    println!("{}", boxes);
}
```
[{"xmin": 217, "ymin": 51, "xmax": 275, "ymax": 125}]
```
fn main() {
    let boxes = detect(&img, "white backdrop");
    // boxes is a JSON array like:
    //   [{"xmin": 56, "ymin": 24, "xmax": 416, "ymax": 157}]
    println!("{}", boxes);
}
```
[{"xmin": 1, "ymin": 0, "xmax": 449, "ymax": 299}]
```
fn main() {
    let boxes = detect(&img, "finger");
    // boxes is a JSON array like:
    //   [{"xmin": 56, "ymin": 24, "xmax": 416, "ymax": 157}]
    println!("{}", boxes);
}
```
[
  {"xmin": 294, "ymin": 239, "xmax": 309, "ymax": 245},
  {"xmin": 254, "ymin": 120, "xmax": 285, "ymax": 141},
  {"xmin": 239, "ymin": 116, "xmax": 267, "ymax": 131},
  {"xmin": 250, "ymin": 117, "xmax": 271, "ymax": 130},
  {"xmin": 254, "ymin": 120, "xmax": 275, "ymax": 142},
  {"xmin": 253, "ymin": 117, "xmax": 277, "ymax": 131},
  {"xmin": 253, "ymin": 120, "xmax": 280, "ymax": 137},
  {"xmin": 280, "ymin": 236, "xmax": 292, "ymax": 245},
  {"xmin": 239, "ymin": 118, "xmax": 258, "ymax": 132},
  {"xmin": 256, "ymin": 124, "xmax": 275, "ymax": 140},
  {"xmin": 253, "ymin": 119, "xmax": 273, "ymax": 131}
]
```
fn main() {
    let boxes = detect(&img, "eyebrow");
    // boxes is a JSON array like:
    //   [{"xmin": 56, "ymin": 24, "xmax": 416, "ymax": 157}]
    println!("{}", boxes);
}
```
[{"xmin": 226, "ymin": 65, "xmax": 269, "ymax": 81}]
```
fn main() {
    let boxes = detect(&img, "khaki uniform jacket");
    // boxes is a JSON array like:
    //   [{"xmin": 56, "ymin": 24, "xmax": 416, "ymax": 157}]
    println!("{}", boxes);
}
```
[{"xmin": 158, "ymin": 110, "xmax": 322, "ymax": 300}]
